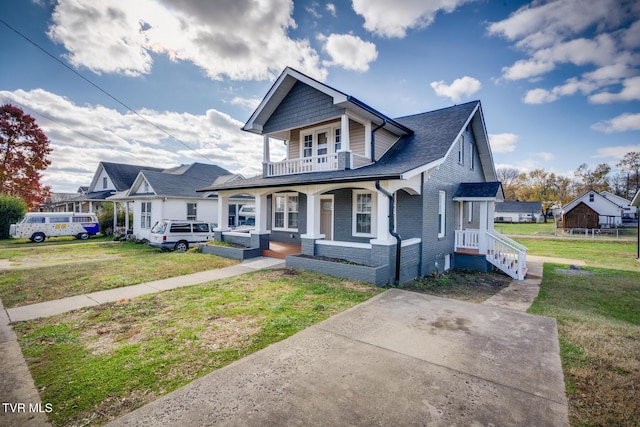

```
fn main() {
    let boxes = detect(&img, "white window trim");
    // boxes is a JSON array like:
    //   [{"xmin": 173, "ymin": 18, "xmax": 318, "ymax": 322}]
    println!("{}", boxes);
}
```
[
  {"xmin": 468, "ymin": 201, "xmax": 473, "ymax": 223},
  {"xmin": 272, "ymin": 192, "xmax": 299, "ymax": 232},
  {"xmin": 469, "ymin": 141, "xmax": 475, "ymax": 170},
  {"xmin": 438, "ymin": 190, "xmax": 446, "ymax": 238},
  {"xmin": 352, "ymin": 190, "xmax": 377, "ymax": 238},
  {"xmin": 300, "ymin": 123, "xmax": 341, "ymax": 158},
  {"xmin": 141, "ymin": 201, "xmax": 152, "ymax": 229},
  {"xmin": 187, "ymin": 202, "xmax": 197, "ymax": 221}
]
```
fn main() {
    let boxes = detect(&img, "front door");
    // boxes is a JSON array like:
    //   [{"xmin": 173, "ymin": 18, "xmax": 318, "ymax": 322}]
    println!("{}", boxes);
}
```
[{"xmin": 320, "ymin": 197, "xmax": 333, "ymax": 240}]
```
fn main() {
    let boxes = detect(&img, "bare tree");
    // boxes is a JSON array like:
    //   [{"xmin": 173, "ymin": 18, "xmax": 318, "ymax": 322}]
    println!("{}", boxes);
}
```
[{"xmin": 496, "ymin": 167, "xmax": 521, "ymax": 200}]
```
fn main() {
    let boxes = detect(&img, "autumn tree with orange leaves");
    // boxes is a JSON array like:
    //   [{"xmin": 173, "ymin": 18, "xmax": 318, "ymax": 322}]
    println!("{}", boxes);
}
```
[{"xmin": 0, "ymin": 104, "xmax": 52, "ymax": 209}]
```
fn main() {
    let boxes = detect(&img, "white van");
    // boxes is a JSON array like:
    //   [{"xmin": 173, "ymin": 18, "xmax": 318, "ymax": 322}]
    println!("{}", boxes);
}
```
[
  {"xmin": 148, "ymin": 220, "xmax": 214, "ymax": 251},
  {"xmin": 9, "ymin": 212, "xmax": 100, "ymax": 243}
]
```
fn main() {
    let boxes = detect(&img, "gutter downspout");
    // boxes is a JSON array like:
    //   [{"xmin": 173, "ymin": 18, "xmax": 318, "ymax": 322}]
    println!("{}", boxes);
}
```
[
  {"xmin": 371, "ymin": 120, "xmax": 386, "ymax": 162},
  {"xmin": 375, "ymin": 181, "xmax": 401, "ymax": 286}
]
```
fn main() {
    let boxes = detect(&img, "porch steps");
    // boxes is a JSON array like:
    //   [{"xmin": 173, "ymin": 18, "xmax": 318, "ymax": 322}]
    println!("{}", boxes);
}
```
[{"xmin": 262, "ymin": 242, "xmax": 302, "ymax": 259}]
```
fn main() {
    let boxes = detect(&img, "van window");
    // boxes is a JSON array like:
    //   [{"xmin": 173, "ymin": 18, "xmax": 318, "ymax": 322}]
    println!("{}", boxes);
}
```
[
  {"xmin": 72, "ymin": 216, "xmax": 94, "ymax": 223},
  {"xmin": 49, "ymin": 217, "xmax": 70, "ymax": 223},
  {"xmin": 25, "ymin": 216, "xmax": 45, "ymax": 224},
  {"xmin": 151, "ymin": 221, "xmax": 167, "ymax": 233},
  {"xmin": 194, "ymin": 223, "xmax": 209, "ymax": 232},
  {"xmin": 169, "ymin": 223, "xmax": 192, "ymax": 233}
]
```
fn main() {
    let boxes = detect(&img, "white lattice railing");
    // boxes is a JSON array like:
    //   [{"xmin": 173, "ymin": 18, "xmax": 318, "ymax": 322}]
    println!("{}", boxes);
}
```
[
  {"xmin": 455, "ymin": 229, "xmax": 527, "ymax": 280},
  {"xmin": 266, "ymin": 154, "xmax": 339, "ymax": 176},
  {"xmin": 486, "ymin": 231, "xmax": 527, "ymax": 280}
]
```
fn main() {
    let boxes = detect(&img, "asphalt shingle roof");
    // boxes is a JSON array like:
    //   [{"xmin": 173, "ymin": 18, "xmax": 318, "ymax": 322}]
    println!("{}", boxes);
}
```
[
  {"xmin": 202, "ymin": 101, "xmax": 480, "ymax": 192},
  {"xmin": 496, "ymin": 201, "xmax": 542, "ymax": 213},
  {"xmin": 453, "ymin": 182, "xmax": 503, "ymax": 199},
  {"xmin": 143, "ymin": 163, "xmax": 231, "ymax": 197},
  {"xmin": 101, "ymin": 162, "xmax": 164, "ymax": 191}
]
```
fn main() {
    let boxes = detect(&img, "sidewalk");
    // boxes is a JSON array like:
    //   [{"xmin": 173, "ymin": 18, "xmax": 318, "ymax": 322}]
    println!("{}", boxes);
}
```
[{"xmin": 0, "ymin": 257, "xmax": 284, "ymax": 427}]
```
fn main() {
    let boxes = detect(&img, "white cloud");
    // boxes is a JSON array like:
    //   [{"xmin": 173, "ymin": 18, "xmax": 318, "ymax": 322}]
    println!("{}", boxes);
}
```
[
  {"xmin": 326, "ymin": 3, "xmax": 337, "ymax": 17},
  {"xmin": 589, "ymin": 76, "xmax": 640, "ymax": 103},
  {"xmin": 321, "ymin": 34, "xmax": 378, "ymax": 72},
  {"xmin": 430, "ymin": 76, "xmax": 481, "ymax": 102},
  {"xmin": 228, "ymin": 97, "xmax": 262, "ymax": 111},
  {"xmin": 533, "ymin": 152, "xmax": 555, "ymax": 161},
  {"xmin": 595, "ymin": 144, "xmax": 640, "ymax": 159},
  {"xmin": 352, "ymin": 0, "xmax": 472, "ymax": 38},
  {"xmin": 488, "ymin": 133, "xmax": 518, "ymax": 153},
  {"xmin": 0, "ymin": 88, "xmax": 274, "ymax": 192},
  {"xmin": 47, "ymin": 0, "xmax": 327, "ymax": 81},
  {"xmin": 488, "ymin": 0, "xmax": 640, "ymax": 104},
  {"xmin": 592, "ymin": 113, "xmax": 640, "ymax": 133}
]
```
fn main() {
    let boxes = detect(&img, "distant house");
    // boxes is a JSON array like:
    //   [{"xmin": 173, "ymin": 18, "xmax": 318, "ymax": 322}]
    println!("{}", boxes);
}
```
[
  {"xmin": 561, "ymin": 190, "xmax": 625, "ymax": 229},
  {"xmin": 109, "ymin": 163, "xmax": 252, "ymax": 241},
  {"xmin": 200, "ymin": 67, "xmax": 527, "ymax": 283},
  {"xmin": 495, "ymin": 201, "xmax": 542, "ymax": 223},
  {"xmin": 601, "ymin": 191, "xmax": 637, "ymax": 220}
]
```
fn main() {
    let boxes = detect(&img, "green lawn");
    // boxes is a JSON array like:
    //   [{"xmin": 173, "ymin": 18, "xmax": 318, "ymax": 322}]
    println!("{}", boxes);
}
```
[
  {"xmin": 0, "ymin": 241, "xmax": 238, "ymax": 308},
  {"xmin": 15, "ymin": 270, "xmax": 382, "ymax": 426},
  {"xmin": 528, "ymin": 264, "xmax": 640, "ymax": 426}
]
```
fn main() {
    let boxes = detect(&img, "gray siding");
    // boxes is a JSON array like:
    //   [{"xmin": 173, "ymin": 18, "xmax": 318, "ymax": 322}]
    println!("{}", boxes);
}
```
[
  {"xmin": 396, "ymin": 190, "xmax": 422, "ymax": 239},
  {"xmin": 420, "ymin": 126, "xmax": 485, "ymax": 276},
  {"xmin": 349, "ymin": 120, "xmax": 366, "ymax": 157},
  {"xmin": 374, "ymin": 128, "xmax": 398, "ymax": 160},
  {"xmin": 263, "ymin": 81, "xmax": 344, "ymax": 133}
]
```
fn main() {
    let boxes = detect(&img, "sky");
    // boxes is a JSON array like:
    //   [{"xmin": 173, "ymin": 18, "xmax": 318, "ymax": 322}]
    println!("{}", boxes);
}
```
[{"xmin": 1, "ymin": 0, "xmax": 639, "ymax": 193}]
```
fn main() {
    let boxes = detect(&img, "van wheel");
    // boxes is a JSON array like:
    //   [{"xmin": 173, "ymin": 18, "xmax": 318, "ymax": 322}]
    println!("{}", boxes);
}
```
[
  {"xmin": 30, "ymin": 233, "xmax": 45, "ymax": 243},
  {"xmin": 174, "ymin": 241, "xmax": 189, "ymax": 252},
  {"xmin": 77, "ymin": 232, "xmax": 89, "ymax": 240}
]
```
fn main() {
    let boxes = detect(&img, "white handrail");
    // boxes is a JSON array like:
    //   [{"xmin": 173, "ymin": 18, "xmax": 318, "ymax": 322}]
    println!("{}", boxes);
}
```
[
  {"xmin": 266, "ymin": 154, "xmax": 339, "ymax": 176},
  {"xmin": 486, "ymin": 232, "xmax": 527, "ymax": 280}
]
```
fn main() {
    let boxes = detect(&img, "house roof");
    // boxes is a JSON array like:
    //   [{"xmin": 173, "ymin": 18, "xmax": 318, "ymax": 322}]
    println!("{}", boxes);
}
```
[
  {"xmin": 562, "ymin": 189, "xmax": 623, "ymax": 213},
  {"xmin": 453, "ymin": 182, "xmax": 503, "ymax": 201},
  {"xmin": 100, "ymin": 162, "xmax": 164, "ymax": 191},
  {"xmin": 243, "ymin": 67, "xmax": 413, "ymax": 137},
  {"xmin": 201, "ymin": 100, "xmax": 492, "ymax": 192},
  {"xmin": 495, "ymin": 201, "xmax": 542, "ymax": 213},
  {"xmin": 127, "ymin": 163, "xmax": 231, "ymax": 198},
  {"xmin": 632, "ymin": 191, "xmax": 640, "ymax": 207}
]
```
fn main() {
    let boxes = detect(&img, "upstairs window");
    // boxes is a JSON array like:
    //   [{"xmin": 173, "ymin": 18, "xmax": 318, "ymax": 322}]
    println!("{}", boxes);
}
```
[
  {"xmin": 438, "ymin": 191, "xmax": 446, "ymax": 238},
  {"xmin": 589, "ymin": 193, "xmax": 595, "ymax": 202},
  {"xmin": 469, "ymin": 142, "xmax": 475, "ymax": 170},
  {"xmin": 335, "ymin": 128, "xmax": 341, "ymax": 152},
  {"xmin": 458, "ymin": 136, "xmax": 464, "ymax": 165},
  {"xmin": 103, "ymin": 177, "xmax": 108, "ymax": 189},
  {"xmin": 303, "ymin": 135, "xmax": 313, "ymax": 158}
]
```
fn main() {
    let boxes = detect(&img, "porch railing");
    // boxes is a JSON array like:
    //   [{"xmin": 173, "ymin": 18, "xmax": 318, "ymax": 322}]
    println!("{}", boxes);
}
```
[
  {"xmin": 455, "ymin": 229, "xmax": 527, "ymax": 280},
  {"xmin": 486, "ymin": 231, "xmax": 527, "ymax": 280},
  {"xmin": 266, "ymin": 154, "xmax": 339, "ymax": 176}
]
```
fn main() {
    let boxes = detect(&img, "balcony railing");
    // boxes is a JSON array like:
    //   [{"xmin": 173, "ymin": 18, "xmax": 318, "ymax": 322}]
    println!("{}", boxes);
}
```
[{"xmin": 266, "ymin": 153, "xmax": 339, "ymax": 177}]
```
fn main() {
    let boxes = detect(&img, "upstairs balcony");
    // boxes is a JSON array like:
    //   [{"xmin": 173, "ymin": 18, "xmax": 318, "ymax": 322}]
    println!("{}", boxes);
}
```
[{"xmin": 264, "ymin": 151, "xmax": 372, "ymax": 177}]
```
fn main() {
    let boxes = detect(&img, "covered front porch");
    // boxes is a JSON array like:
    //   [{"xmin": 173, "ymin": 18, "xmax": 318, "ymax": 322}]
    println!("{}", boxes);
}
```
[
  {"xmin": 453, "ymin": 183, "xmax": 527, "ymax": 280},
  {"xmin": 214, "ymin": 177, "xmax": 423, "ymax": 286}
]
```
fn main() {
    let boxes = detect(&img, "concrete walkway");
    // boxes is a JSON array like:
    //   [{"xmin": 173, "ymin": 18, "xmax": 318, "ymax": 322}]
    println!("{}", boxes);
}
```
[
  {"xmin": 1, "ymin": 256, "xmax": 579, "ymax": 426},
  {"xmin": 0, "ymin": 257, "xmax": 284, "ymax": 427}
]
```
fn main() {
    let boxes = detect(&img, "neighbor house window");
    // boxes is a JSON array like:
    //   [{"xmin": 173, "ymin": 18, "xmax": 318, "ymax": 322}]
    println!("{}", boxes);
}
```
[
  {"xmin": 353, "ymin": 190, "xmax": 376, "ymax": 236},
  {"xmin": 589, "ymin": 193, "xmax": 595, "ymax": 202},
  {"xmin": 141, "ymin": 202, "xmax": 152, "ymax": 229},
  {"xmin": 187, "ymin": 203, "xmax": 197, "ymax": 221},
  {"xmin": 273, "ymin": 193, "xmax": 298, "ymax": 230},
  {"xmin": 103, "ymin": 177, "xmax": 108, "ymax": 189},
  {"xmin": 438, "ymin": 191, "xmax": 446, "ymax": 238}
]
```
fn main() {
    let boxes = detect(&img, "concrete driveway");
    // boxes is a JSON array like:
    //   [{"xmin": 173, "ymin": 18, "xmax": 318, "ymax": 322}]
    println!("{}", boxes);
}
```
[{"xmin": 109, "ymin": 289, "xmax": 568, "ymax": 426}]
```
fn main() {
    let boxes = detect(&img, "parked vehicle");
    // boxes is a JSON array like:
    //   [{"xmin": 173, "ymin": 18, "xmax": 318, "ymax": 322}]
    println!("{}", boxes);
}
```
[
  {"xmin": 148, "ymin": 220, "xmax": 214, "ymax": 251},
  {"xmin": 9, "ymin": 212, "xmax": 100, "ymax": 243}
]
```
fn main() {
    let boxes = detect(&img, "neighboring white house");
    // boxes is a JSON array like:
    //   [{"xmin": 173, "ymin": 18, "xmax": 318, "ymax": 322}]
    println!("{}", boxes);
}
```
[
  {"xmin": 561, "ymin": 190, "xmax": 624, "ymax": 228},
  {"xmin": 111, "ymin": 163, "xmax": 252, "ymax": 241},
  {"xmin": 601, "ymin": 191, "xmax": 637, "ymax": 220},
  {"xmin": 495, "ymin": 201, "xmax": 542, "ymax": 223}
]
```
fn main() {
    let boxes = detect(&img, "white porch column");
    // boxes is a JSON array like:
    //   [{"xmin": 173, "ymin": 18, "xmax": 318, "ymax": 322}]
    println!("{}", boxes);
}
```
[
  {"xmin": 124, "ymin": 202, "xmax": 130, "ymax": 233},
  {"xmin": 254, "ymin": 192, "xmax": 268, "ymax": 234},
  {"xmin": 340, "ymin": 114, "xmax": 350, "ymax": 152},
  {"xmin": 216, "ymin": 194, "xmax": 229, "ymax": 231},
  {"xmin": 458, "ymin": 201, "xmax": 464, "ymax": 230},
  {"xmin": 89, "ymin": 201, "xmax": 93, "ymax": 213},
  {"xmin": 371, "ymin": 192, "xmax": 394, "ymax": 244},
  {"xmin": 302, "ymin": 193, "xmax": 322, "ymax": 239},
  {"xmin": 263, "ymin": 135, "xmax": 270, "ymax": 163},
  {"xmin": 487, "ymin": 201, "xmax": 495, "ymax": 232},
  {"xmin": 112, "ymin": 202, "xmax": 117, "ymax": 233},
  {"xmin": 478, "ymin": 201, "xmax": 488, "ymax": 253}
]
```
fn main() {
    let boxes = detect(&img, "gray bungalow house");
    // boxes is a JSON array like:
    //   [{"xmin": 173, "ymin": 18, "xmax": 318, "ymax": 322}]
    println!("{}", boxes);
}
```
[{"xmin": 201, "ymin": 67, "xmax": 527, "ymax": 284}]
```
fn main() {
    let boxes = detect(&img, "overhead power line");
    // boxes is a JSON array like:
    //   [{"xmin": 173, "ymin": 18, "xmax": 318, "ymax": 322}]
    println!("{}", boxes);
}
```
[{"xmin": 0, "ymin": 17, "xmax": 215, "ymax": 164}]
